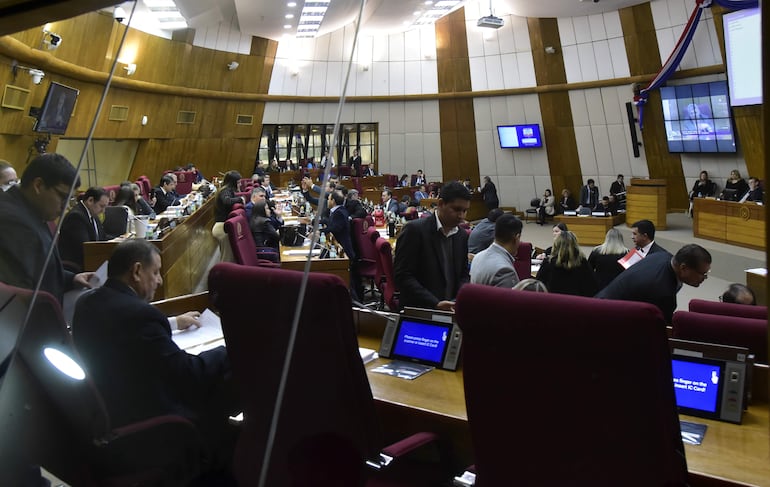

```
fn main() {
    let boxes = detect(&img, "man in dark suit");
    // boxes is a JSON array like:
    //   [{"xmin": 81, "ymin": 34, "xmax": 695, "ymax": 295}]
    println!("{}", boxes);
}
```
[
  {"xmin": 361, "ymin": 165, "xmax": 375, "ymax": 176},
  {"xmin": 344, "ymin": 189, "xmax": 367, "ymax": 219},
  {"xmin": 394, "ymin": 181, "xmax": 471, "ymax": 311},
  {"xmin": 320, "ymin": 190, "xmax": 362, "ymax": 300},
  {"xmin": 414, "ymin": 170, "xmax": 426, "ymax": 187},
  {"xmin": 152, "ymin": 173, "xmax": 180, "ymax": 213},
  {"xmin": 349, "ymin": 149, "xmax": 362, "ymax": 177},
  {"xmin": 382, "ymin": 189, "xmax": 399, "ymax": 214},
  {"xmin": 744, "ymin": 177, "xmax": 763, "ymax": 203},
  {"xmin": 596, "ymin": 244, "xmax": 711, "ymax": 322},
  {"xmin": 58, "ymin": 186, "xmax": 110, "ymax": 270},
  {"xmin": 630, "ymin": 219, "xmax": 667, "ymax": 256},
  {"xmin": 579, "ymin": 179, "xmax": 600, "ymax": 209},
  {"xmin": 72, "ymin": 239, "xmax": 236, "ymax": 467},
  {"xmin": 0, "ymin": 153, "xmax": 95, "ymax": 303}
]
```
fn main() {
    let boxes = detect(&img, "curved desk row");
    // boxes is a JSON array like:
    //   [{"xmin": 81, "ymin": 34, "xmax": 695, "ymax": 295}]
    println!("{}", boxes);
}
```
[{"xmin": 693, "ymin": 198, "xmax": 765, "ymax": 251}]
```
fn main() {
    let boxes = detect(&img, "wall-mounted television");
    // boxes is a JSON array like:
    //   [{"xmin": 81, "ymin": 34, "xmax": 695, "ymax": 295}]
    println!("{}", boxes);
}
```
[
  {"xmin": 497, "ymin": 124, "xmax": 542, "ymax": 148},
  {"xmin": 724, "ymin": 7, "xmax": 761, "ymax": 107},
  {"xmin": 660, "ymin": 81, "xmax": 737, "ymax": 153},
  {"xmin": 33, "ymin": 82, "xmax": 79, "ymax": 135}
]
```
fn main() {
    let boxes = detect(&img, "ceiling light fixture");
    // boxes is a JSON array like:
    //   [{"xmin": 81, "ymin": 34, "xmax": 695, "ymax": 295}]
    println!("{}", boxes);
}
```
[
  {"xmin": 296, "ymin": 0, "xmax": 330, "ymax": 38},
  {"xmin": 284, "ymin": 24, "xmax": 292, "ymax": 29},
  {"xmin": 412, "ymin": 0, "xmax": 461, "ymax": 27},
  {"xmin": 287, "ymin": 1, "xmax": 297, "ymax": 6},
  {"xmin": 285, "ymin": 14, "xmax": 294, "ymax": 18}
]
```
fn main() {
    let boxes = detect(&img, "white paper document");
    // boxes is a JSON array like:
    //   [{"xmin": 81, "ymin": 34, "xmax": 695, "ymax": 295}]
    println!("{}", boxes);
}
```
[{"xmin": 172, "ymin": 309, "xmax": 224, "ymax": 351}]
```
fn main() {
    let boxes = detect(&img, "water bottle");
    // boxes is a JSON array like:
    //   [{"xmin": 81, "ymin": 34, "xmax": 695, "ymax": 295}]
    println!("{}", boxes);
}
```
[
  {"xmin": 319, "ymin": 233, "xmax": 326, "ymax": 246},
  {"xmin": 329, "ymin": 245, "xmax": 337, "ymax": 258}
]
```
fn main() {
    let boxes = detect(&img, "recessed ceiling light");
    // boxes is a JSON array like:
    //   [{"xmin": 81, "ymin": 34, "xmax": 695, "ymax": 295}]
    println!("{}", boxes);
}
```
[
  {"xmin": 287, "ymin": 2, "xmax": 297, "ymax": 6},
  {"xmin": 285, "ymin": 13, "xmax": 294, "ymax": 18},
  {"xmin": 284, "ymin": 24, "xmax": 292, "ymax": 29},
  {"xmin": 413, "ymin": 11, "xmax": 421, "ymax": 15},
  {"xmin": 424, "ymin": 0, "xmax": 433, "ymax": 4}
]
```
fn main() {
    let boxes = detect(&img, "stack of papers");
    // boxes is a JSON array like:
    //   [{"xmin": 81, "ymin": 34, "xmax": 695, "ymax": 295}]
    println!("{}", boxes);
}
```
[
  {"xmin": 359, "ymin": 347, "xmax": 378, "ymax": 364},
  {"xmin": 618, "ymin": 249, "xmax": 644, "ymax": 269},
  {"xmin": 171, "ymin": 309, "xmax": 224, "ymax": 352}
]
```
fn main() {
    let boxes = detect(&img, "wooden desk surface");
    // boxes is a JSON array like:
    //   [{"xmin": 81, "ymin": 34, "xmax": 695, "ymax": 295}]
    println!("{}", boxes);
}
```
[
  {"xmin": 359, "ymin": 334, "xmax": 770, "ymax": 486},
  {"xmin": 693, "ymin": 198, "xmax": 766, "ymax": 251}
]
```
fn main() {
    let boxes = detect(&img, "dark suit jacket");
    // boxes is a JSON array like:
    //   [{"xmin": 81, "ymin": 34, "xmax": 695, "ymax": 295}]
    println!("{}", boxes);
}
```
[
  {"xmin": 645, "ymin": 241, "xmax": 667, "ymax": 256},
  {"xmin": 345, "ymin": 199, "xmax": 367, "ymax": 219},
  {"xmin": 480, "ymin": 182, "xmax": 499, "ymax": 209},
  {"xmin": 394, "ymin": 214, "xmax": 469, "ymax": 309},
  {"xmin": 152, "ymin": 187, "xmax": 180, "ymax": 214},
  {"xmin": 321, "ymin": 206, "xmax": 355, "ymax": 259},
  {"xmin": 595, "ymin": 251, "xmax": 679, "ymax": 322},
  {"xmin": 747, "ymin": 188, "xmax": 763, "ymax": 203},
  {"xmin": 384, "ymin": 198, "xmax": 400, "ymax": 214},
  {"xmin": 350, "ymin": 155, "xmax": 362, "ymax": 175},
  {"xmin": 72, "ymin": 279, "xmax": 229, "ymax": 427},
  {"xmin": 558, "ymin": 196, "xmax": 576, "ymax": 213},
  {"xmin": 0, "ymin": 186, "xmax": 75, "ymax": 303},
  {"xmin": 609, "ymin": 181, "xmax": 626, "ymax": 196},
  {"xmin": 579, "ymin": 185, "xmax": 600, "ymax": 207},
  {"xmin": 58, "ymin": 202, "xmax": 106, "ymax": 270}
]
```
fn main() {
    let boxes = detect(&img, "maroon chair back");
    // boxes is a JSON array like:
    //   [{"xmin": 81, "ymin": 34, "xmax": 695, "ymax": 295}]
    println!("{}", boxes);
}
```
[
  {"xmin": 238, "ymin": 178, "xmax": 253, "ymax": 192},
  {"xmin": 232, "ymin": 202, "xmax": 245, "ymax": 211},
  {"xmin": 339, "ymin": 166, "xmax": 351, "ymax": 177},
  {"xmin": 224, "ymin": 215, "xmax": 259, "ymax": 266},
  {"xmin": 514, "ymin": 242, "xmax": 533, "ymax": 279},
  {"xmin": 208, "ymin": 263, "xmax": 381, "ymax": 486},
  {"xmin": 351, "ymin": 177, "xmax": 363, "ymax": 194},
  {"xmin": 455, "ymin": 286, "xmax": 687, "ymax": 486},
  {"xmin": 228, "ymin": 208, "xmax": 247, "ymax": 220},
  {"xmin": 410, "ymin": 174, "xmax": 418, "ymax": 186},
  {"xmin": 688, "ymin": 298, "xmax": 767, "ymax": 320},
  {"xmin": 102, "ymin": 185, "xmax": 121, "ymax": 203},
  {"xmin": 173, "ymin": 171, "xmax": 194, "ymax": 195},
  {"xmin": 374, "ymin": 237, "xmax": 399, "ymax": 311},
  {"xmin": 356, "ymin": 226, "xmax": 380, "ymax": 280},
  {"xmin": 672, "ymin": 310, "xmax": 768, "ymax": 364},
  {"xmin": 386, "ymin": 174, "xmax": 398, "ymax": 188}
]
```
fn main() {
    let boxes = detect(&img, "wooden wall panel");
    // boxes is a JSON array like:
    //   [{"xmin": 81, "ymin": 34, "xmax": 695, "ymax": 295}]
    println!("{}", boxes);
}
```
[
  {"xmin": 620, "ymin": 3, "xmax": 687, "ymax": 211},
  {"xmin": 528, "ymin": 17, "xmax": 583, "ymax": 199},
  {"xmin": 435, "ymin": 8, "xmax": 479, "ymax": 185}
]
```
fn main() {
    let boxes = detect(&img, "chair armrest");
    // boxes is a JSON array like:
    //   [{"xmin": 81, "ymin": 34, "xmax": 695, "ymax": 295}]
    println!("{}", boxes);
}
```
[{"xmin": 365, "ymin": 432, "xmax": 439, "ymax": 470}]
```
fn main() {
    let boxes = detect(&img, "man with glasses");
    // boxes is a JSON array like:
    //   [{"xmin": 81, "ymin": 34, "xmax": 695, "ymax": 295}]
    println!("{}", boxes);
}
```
[
  {"xmin": 0, "ymin": 153, "xmax": 95, "ymax": 303},
  {"xmin": 596, "ymin": 244, "xmax": 712, "ymax": 323}
]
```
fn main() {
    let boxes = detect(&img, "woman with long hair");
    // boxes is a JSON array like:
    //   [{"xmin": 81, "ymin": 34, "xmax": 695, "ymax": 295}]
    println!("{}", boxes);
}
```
[
  {"xmin": 723, "ymin": 169, "xmax": 748, "ymax": 200},
  {"xmin": 113, "ymin": 185, "xmax": 137, "ymax": 216},
  {"xmin": 536, "ymin": 231, "xmax": 597, "ymax": 296},
  {"xmin": 212, "ymin": 170, "xmax": 244, "ymax": 262},
  {"xmin": 535, "ymin": 222, "xmax": 568, "ymax": 260},
  {"xmin": 250, "ymin": 199, "xmax": 280, "ymax": 252},
  {"xmin": 588, "ymin": 228, "xmax": 628, "ymax": 290}
]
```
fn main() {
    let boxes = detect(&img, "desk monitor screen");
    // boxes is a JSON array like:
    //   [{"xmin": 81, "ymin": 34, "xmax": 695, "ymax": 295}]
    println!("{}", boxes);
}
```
[
  {"xmin": 669, "ymin": 338, "xmax": 748, "ymax": 423},
  {"xmin": 379, "ymin": 315, "xmax": 462, "ymax": 370},
  {"xmin": 720, "ymin": 188, "xmax": 738, "ymax": 201}
]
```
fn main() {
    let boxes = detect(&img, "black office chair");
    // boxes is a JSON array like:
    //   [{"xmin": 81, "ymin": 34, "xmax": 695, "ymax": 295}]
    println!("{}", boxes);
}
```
[
  {"xmin": 103, "ymin": 205, "xmax": 129, "ymax": 238},
  {"xmin": 524, "ymin": 198, "xmax": 540, "ymax": 223}
]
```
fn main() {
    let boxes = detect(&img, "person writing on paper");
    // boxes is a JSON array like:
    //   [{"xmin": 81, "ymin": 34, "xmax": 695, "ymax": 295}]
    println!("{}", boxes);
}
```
[
  {"xmin": 395, "ymin": 181, "xmax": 471, "ymax": 312},
  {"xmin": 588, "ymin": 228, "xmax": 628, "ymax": 291},
  {"xmin": 72, "ymin": 239, "xmax": 237, "ymax": 476},
  {"xmin": 470, "ymin": 214, "xmax": 522, "ymax": 288},
  {"xmin": 596, "ymin": 244, "xmax": 712, "ymax": 323},
  {"xmin": 0, "ymin": 153, "xmax": 96, "ymax": 303},
  {"xmin": 630, "ymin": 219, "xmax": 667, "ymax": 256}
]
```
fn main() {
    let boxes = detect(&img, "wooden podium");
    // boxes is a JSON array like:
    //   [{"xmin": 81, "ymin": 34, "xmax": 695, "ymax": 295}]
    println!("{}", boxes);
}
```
[{"xmin": 626, "ymin": 178, "xmax": 667, "ymax": 230}]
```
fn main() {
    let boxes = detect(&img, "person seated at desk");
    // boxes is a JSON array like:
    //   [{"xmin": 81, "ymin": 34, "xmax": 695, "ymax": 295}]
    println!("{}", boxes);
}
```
[
  {"xmin": 414, "ymin": 185, "xmax": 429, "ymax": 203},
  {"xmin": 343, "ymin": 188, "xmax": 367, "ymax": 219},
  {"xmin": 360, "ymin": 164, "xmax": 376, "ymax": 176},
  {"xmin": 535, "ymin": 222, "xmax": 568, "ymax": 260},
  {"xmin": 557, "ymin": 188, "xmax": 576, "ymax": 214},
  {"xmin": 394, "ymin": 181, "xmax": 471, "ymax": 312},
  {"xmin": 593, "ymin": 196, "xmax": 617, "ymax": 215},
  {"xmin": 213, "ymin": 171, "xmax": 245, "ymax": 263},
  {"xmin": 743, "ymin": 177, "xmax": 763, "ymax": 203},
  {"xmin": 588, "ymin": 228, "xmax": 628, "ymax": 291},
  {"xmin": 468, "ymin": 208, "xmax": 504, "ymax": 256},
  {"xmin": 535, "ymin": 231, "xmax": 597, "ymax": 297},
  {"xmin": 130, "ymin": 183, "xmax": 156, "ymax": 217},
  {"xmin": 250, "ymin": 200, "xmax": 280, "ymax": 253},
  {"xmin": 690, "ymin": 170, "xmax": 716, "ymax": 199},
  {"xmin": 721, "ymin": 283, "xmax": 757, "ymax": 305},
  {"xmin": 470, "ymin": 214, "xmax": 522, "ymax": 288},
  {"xmin": 398, "ymin": 174, "xmax": 410, "ymax": 187},
  {"xmin": 722, "ymin": 169, "xmax": 749, "ymax": 201},
  {"xmin": 59, "ymin": 186, "xmax": 110, "ymax": 271},
  {"xmin": 152, "ymin": 173, "xmax": 181, "ymax": 214},
  {"xmin": 72, "ymin": 239, "xmax": 237, "ymax": 478},
  {"xmin": 381, "ymin": 189, "xmax": 400, "ymax": 214},
  {"xmin": 536, "ymin": 189, "xmax": 555, "ymax": 225}
]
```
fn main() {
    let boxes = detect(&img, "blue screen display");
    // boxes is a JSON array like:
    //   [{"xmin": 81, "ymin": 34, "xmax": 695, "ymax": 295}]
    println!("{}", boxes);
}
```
[
  {"xmin": 672, "ymin": 359, "xmax": 722, "ymax": 413},
  {"xmin": 660, "ymin": 81, "xmax": 737, "ymax": 153},
  {"xmin": 392, "ymin": 319, "xmax": 450, "ymax": 364},
  {"xmin": 497, "ymin": 124, "xmax": 543, "ymax": 148}
]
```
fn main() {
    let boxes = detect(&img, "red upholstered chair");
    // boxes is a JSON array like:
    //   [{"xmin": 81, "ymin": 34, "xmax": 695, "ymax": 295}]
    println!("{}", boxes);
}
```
[
  {"xmin": 374, "ymin": 237, "xmax": 400, "ymax": 311},
  {"xmin": 0, "ymin": 282, "xmax": 204, "ymax": 486},
  {"xmin": 688, "ymin": 298, "xmax": 767, "ymax": 320},
  {"xmin": 238, "ymin": 178, "xmax": 253, "ymax": 192},
  {"xmin": 173, "ymin": 171, "xmax": 194, "ymax": 195},
  {"xmin": 386, "ymin": 174, "xmax": 399, "ymax": 188},
  {"xmin": 351, "ymin": 219, "xmax": 380, "ymax": 300},
  {"xmin": 672, "ymin": 310, "xmax": 768, "ymax": 364},
  {"xmin": 455, "ymin": 285, "xmax": 687, "ymax": 486},
  {"xmin": 232, "ymin": 202, "xmax": 245, "ymax": 211},
  {"xmin": 514, "ymin": 242, "xmax": 533, "ymax": 280},
  {"xmin": 207, "ymin": 263, "xmax": 445, "ymax": 486},
  {"xmin": 339, "ymin": 165, "xmax": 351, "ymax": 177},
  {"xmin": 352, "ymin": 177, "xmax": 363, "ymax": 194},
  {"xmin": 228, "ymin": 208, "xmax": 246, "ymax": 220},
  {"xmin": 224, "ymin": 214, "xmax": 279, "ymax": 267},
  {"xmin": 136, "ymin": 177, "xmax": 152, "ymax": 200},
  {"xmin": 102, "ymin": 185, "xmax": 121, "ymax": 204}
]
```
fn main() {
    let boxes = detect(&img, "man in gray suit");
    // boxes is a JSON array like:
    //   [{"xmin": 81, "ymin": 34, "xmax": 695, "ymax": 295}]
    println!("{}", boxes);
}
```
[{"xmin": 470, "ymin": 214, "xmax": 523, "ymax": 288}]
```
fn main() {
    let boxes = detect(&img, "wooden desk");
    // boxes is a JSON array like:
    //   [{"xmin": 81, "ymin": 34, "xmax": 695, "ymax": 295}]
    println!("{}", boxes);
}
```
[
  {"xmin": 627, "ymin": 178, "xmax": 667, "ymax": 230},
  {"xmin": 359, "ymin": 333, "xmax": 770, "ymax": 486},
  {"xmin": 279, "ymin": 243, "xmax": 350, "ymax": 284},
  {"xmin": 693, "ymin": 198, "xmax": 766, "ymax": 251},
  {"xmin": 746, "ymin": 268, "xmax": 767, "ymax": 306},
  {"xmin": 554, "ymin": 214, "xmax": 626, "ymax": 246},
  {"xmin": 83, "ymin": 195, "xmax": 217, "ymax": 300},
  {"xmin": 418, "ymin": 194, "xmax": 488, "ymax": 222}
]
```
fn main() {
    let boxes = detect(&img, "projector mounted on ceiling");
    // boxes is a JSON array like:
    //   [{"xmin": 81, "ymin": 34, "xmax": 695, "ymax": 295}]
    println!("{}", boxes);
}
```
[
  {"xmin": 477, "ymin": 15, "xmax": 504, "ymax": 28},
  {"xmin": 478, "ymin": 0, "xmax": 504, "ymax": 29}
]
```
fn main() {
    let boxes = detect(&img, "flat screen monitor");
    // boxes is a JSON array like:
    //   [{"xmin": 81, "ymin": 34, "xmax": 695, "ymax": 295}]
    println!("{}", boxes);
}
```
[
  {"xmin": 724, "ymin": 8, "xmax": 762, "ymax": 106},
  {"xmin": 33, "ymin": 82, "xmax": 79, "ymax": 135},
  {"xmin": 497, "ymin": 124, "xmax": 543, "ymax": 148},
  {"xmin": 660, "ymin": 81, "xmax": 737, "ymax": 153}
]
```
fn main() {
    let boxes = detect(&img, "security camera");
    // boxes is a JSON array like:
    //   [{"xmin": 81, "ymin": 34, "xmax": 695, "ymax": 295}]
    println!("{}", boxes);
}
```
[
  {"xmin": 29, "ymin": 69, "xmax": 44, "ymax": 85},
  {"xmin": 114, "ymin": 6, "xmax": 127, "ymax": 23}
]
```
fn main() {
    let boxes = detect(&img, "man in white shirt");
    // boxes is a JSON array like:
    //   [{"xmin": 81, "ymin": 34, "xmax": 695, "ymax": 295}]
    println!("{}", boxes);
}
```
[{"xmin": 470, "ymin": 214, "xmax": 522, "ymax": 288}]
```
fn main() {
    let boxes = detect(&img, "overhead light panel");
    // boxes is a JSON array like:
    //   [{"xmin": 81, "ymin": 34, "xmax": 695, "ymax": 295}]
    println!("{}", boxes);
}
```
[
  {"xmin": 296, "ymin": 0, "xmax": 330, "ymax": 38},
  {"xmin": 411, "ymin": 0, "xmax": 461, "ymax": 27}
]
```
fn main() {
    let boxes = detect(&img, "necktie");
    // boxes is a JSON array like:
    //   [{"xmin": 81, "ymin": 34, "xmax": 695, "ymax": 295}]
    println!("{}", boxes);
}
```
[{"xmin": 636, "ymin": 246, "xmax": 643, "ymax": 253}]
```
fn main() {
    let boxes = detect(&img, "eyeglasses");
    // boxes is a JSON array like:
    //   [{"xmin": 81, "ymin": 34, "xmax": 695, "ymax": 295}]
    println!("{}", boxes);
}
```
[{"xmin": 48, "ymin": 185, "xmax": 71, "ymax": 202}]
